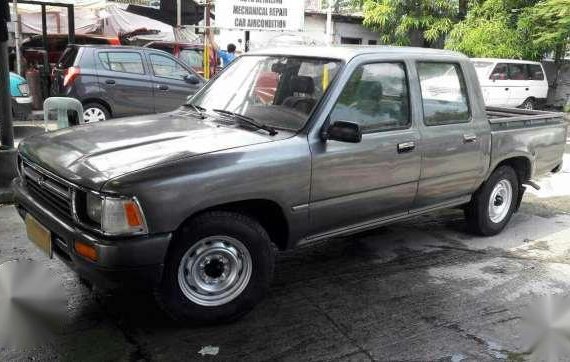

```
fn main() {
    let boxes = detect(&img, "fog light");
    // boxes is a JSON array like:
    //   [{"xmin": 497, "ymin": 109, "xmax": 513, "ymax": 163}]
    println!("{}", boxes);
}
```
[{"xmin": 74, "ymin": 241, "xmax": 97, "ymax": 262}]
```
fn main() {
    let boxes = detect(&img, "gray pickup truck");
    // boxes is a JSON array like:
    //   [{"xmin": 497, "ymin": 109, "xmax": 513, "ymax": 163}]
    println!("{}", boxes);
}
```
[{"xmin": 14, "ymin": 46, "xmax": 567, "ymax": 322}]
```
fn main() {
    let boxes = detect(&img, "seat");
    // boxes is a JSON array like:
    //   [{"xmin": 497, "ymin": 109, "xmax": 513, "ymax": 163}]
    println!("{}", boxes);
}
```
[{"xmin": 282, "ymin": 76, "xmax": 317, "ymax": 114}]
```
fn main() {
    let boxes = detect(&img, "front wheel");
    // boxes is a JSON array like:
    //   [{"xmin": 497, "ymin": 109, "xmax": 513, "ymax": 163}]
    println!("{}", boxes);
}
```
[
  {"xmin": 156, "ymin": 211, "xmax": 275, "ymax": 323},
  {"xmin": 465, "ymin": 166, "xmax": 519, "ymax": 236}
]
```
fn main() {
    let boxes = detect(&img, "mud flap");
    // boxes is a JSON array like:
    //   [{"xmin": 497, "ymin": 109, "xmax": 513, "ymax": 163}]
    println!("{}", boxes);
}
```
[{"xmin": 515, "ymin": 185, "xmax": 526, "ymax": 212}]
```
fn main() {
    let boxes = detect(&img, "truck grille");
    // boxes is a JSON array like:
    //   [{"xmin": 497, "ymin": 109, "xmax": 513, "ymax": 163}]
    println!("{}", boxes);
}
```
[{"xmin": 22, "ymin": 160, "xmax": 74, "ymax": 220}]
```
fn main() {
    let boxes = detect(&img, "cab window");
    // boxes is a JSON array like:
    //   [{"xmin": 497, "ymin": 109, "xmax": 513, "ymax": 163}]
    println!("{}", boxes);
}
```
[
  {"xmin": 508, "ymin": 63, "xmax": 529, "ymax": 80},
  {"xmin": 149, "ymin": 54, "xmax": 189, "ymax": 80},
  {"xmin": 98, "ymin": 52, "xmax": 145, "ymax": 74},
  {"xmin": 330, "ymin": 62, "xmax": 410, "ymax": 133},
  {"xmin": 418, "ymin": 62, "xmax": 470, "ymax": 126},
  {"xmin": 528, "ymin": 64, "xmax": 545, "ymax": 80}
]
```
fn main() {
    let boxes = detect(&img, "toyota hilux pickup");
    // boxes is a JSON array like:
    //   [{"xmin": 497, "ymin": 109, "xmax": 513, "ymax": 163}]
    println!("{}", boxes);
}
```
[{"xmin": 13, "ymin": 47, "xmax": 567, "ymax": 323}]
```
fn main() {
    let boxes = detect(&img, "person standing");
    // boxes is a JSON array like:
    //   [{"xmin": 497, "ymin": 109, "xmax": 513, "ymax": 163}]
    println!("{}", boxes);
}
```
[{"xmin": 208, "ymin": 32, "xmax": 236, "ymax": 68}]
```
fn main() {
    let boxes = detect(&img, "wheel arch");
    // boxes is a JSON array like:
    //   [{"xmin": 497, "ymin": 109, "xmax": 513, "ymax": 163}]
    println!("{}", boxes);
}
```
[
  {"xmin": 174, "ymin": 199, "xmax": 290, "ymax": 252},
  {"xmin": 82, "ymin": 98, "xmax": 112, "ymax": 117}
]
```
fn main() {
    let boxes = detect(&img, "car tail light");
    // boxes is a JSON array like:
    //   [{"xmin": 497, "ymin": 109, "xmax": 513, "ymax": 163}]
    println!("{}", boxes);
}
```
[{"xmin": 63, "ymin": 66, "xmax": 80, "ymax": 87}]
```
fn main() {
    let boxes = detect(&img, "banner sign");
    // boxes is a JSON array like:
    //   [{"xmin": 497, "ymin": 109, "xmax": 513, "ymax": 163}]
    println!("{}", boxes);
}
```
[{"xmin": 216, "ymin": 0, "xmax": 304, "ymax": 32}]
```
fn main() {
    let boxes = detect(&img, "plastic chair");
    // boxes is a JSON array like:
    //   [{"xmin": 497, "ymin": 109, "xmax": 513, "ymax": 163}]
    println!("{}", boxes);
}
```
[{"xmin": 43, "ymin": 97, "xmax": 84, "ymax": 131}]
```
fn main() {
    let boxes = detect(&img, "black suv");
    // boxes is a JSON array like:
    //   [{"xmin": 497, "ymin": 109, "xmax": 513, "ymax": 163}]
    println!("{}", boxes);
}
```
[{"xmin": 52, "ymin": 45, "xmax": 205, "ymax": 122}]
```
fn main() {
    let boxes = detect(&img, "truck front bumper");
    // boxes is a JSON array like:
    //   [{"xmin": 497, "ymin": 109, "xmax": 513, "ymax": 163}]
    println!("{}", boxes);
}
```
[{"xmin": 12, "ymin": 177, "xmax": 172, "ymax": 290}]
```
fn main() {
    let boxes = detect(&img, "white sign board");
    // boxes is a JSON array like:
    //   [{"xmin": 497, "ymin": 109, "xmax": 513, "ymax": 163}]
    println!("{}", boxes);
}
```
[{"xmin": 216, "ymin": 0, "xmax": 304, "ymax": 32}]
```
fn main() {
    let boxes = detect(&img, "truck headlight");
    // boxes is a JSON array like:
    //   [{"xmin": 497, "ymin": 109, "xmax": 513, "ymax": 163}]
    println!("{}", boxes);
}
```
[{"xmin": 85, "ymin": 194, "xmax": 148, "ymax": 235}]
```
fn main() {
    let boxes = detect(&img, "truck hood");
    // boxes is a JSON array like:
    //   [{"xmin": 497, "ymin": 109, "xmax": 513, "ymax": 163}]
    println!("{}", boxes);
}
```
[{"xmin": 18, "ymin": 110, "xmax": 289, "ymax": 190}]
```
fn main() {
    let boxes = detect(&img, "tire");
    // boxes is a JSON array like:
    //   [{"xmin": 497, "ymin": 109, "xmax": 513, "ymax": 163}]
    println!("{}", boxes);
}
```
[
  {"xmin": 82, "ymin": 102, "xmax": 110, "ymax": 123},
  {"xmin": 156, "ymin": 211, "xmax": 275, "ymax": 323},
  {"xmin": 465, "ymin": 166, "xmax": 519, "ymax": 236},
  {"xmin": 521, "ymin": 98, "xmax": 535, "ymax": 110}
]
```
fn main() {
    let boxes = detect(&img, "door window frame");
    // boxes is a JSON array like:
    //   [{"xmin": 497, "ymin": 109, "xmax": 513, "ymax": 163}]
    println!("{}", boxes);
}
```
[
  {"xmin": 97, "ymin": 50, "xmax": 146, "ymax": 75},
  {"xmin": 329, "ymin": 60, "xmax": 412, "ymax": 135},
  {"xmin": 147, "ymin": 51, "xmax": 194, "ymax": 80},
  {"xmin": 416, "ymin": 61, "xmax": 472, "ymax": 127}
]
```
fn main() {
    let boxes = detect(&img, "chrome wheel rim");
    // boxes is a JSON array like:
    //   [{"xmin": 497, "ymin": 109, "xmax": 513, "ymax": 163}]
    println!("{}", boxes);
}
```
[
  {"xmin": 524, "ymin": 101, "xmax": 533, "ymax": 110},
  {"xmin": 488, "ymin": 179, "xmax": 513, "ymax": 223},
  {"xmin": 177, "ymin": 236, "xmax": 252, "ymax": 307},
  {"xmin": 83, "ymin": 107, "xmax": 106, "ymax": 123}
]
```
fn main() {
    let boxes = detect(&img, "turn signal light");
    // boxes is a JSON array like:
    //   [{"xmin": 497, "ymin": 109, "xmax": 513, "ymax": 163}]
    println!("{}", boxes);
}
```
[
  {"xmin": 74, "ymin": 241, "xmax": 97, "ymax": 262},
  {"xmin": 124, "ymin": 201, "xmax": 143, "ymax": 227}
]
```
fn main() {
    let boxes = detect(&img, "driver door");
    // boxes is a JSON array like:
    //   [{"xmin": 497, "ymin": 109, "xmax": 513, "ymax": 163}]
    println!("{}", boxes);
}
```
[
  {"xmin": 146, "ymin": 51, "xmax": 204, "ymax": 113},
  {"xmin": 309, "ymin": 61, "xmax": 421, "ymax": 234}
]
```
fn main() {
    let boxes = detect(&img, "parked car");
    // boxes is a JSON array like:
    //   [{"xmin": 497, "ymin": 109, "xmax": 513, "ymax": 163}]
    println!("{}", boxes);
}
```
[
  {"xmin": 10, "ymin": 72, "xmax": 32, "ymax": 121},
  {"xmin": 144, "ymin": 41, "xmax": 211, "ymax": 76},
  {"xmin": 471, "ymin": 58, "xmax": 548, "ymax": 110},
  {"xmin": 14, "ymin": 47, "xmax": 567, "ymax": 323},
  {"xmin": 51, "ymin": 44, "xmax": 205, "ymax": 122}
]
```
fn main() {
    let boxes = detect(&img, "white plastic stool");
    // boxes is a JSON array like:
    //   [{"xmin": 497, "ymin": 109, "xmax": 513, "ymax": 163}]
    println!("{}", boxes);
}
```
[{"xmin": 43, "ymin": 97, "xmax": 84, "ymax": 131}]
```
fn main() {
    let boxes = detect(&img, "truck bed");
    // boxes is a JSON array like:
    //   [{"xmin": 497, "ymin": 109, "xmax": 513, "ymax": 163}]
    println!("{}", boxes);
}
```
[{"xmin": 487, "ymin": 106, "xmax": 567, "ymax": 179}]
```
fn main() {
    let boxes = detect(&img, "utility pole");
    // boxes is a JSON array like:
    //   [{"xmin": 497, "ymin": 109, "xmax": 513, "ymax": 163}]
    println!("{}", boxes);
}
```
[
  {"xmin": 12, "ymin": 0, "xmax": 21, "ymax": 75},
  {"xmin": 177, "ymin": 0, "xmax": 182, "ymax": 28},
  {"xmin": 203, "ymin": 0, "xmax": 211, "ymax": 80},
  {"xmin": 1, "ymin": 0, "xmax": 14, "ymax": 148},
  {"xmin": 326, "ymin": 0, "xmax": 334, "ymax": 45}
]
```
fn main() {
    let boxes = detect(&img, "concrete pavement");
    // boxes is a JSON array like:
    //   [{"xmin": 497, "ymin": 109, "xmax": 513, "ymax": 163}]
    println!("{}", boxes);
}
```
[{"xmin": 0, "ymin": 144, "xmax": 569, "ymax": 361}]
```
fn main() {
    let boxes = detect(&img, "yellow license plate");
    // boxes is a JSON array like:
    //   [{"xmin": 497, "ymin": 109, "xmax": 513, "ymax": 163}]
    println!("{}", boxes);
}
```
[{"xmin": 25, "ymin": 214, "xmax": 52, "ymax": 259}]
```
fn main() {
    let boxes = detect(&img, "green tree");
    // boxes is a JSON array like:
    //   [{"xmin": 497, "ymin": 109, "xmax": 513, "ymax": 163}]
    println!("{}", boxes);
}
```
[
  {"xmin": 358, "ymin": 0, "xmax": 461, "ymax": 47},
  {"xmin": 445, "ymin": 0, "xmax": 537, "ymax": 58}
]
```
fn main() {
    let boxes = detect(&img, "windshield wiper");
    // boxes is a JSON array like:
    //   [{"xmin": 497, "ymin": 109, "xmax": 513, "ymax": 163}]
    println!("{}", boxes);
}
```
[
  {"xmin": 212, "ymin": 109, "xmax": 277, "ymax": 136},
  {"xmin": 184, "ymin": 103, "xmax": 206, "ymax": 118}
]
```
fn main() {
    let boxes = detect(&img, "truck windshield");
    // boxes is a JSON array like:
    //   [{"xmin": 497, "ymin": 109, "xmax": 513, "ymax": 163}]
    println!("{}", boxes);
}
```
[{"xmin": 189, "ymin": 55, "xmax": 342, "ymax": 131}]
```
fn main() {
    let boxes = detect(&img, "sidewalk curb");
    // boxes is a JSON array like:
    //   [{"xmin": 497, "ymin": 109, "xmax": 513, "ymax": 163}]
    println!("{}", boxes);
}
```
[{"xmin": 0, "ymin": 187, "xmax": 14, "ymax": 204}]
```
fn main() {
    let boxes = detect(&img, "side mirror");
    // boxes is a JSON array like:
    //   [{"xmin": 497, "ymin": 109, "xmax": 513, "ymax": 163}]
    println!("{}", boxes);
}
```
[
  {"xmin": 184, "ymin": 74, "xmax": 201, "ymax": 85},
  {"xmin": 324, "ymin": 121, "xmax": 362, "ymax": 143}
]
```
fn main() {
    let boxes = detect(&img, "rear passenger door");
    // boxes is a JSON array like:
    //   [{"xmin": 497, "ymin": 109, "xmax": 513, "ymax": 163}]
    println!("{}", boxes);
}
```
[
  {"xmin": 506, "ymin": 63, "xmax": 529, "ymax": 107},
  {"xmin": 487, "ymin": 62, "xmax": 510, "ymax": 106},
  {"xmin": 146, "ymin": 51, "xmax": 204, "ymax": 113},
  {"xmin": 414, "ymin": 61, "xmax": 487, "ymax": 209},
  {"xmin": 96, "ymin": 50, "xmax": 154, "ymax": 117}
]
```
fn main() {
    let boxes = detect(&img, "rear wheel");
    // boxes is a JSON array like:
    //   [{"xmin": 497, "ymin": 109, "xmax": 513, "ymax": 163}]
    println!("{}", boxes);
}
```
[
  {"xmin": 465, "ymin": 166, "xmax": 519, "ymax": 236},
  {"xmin": 83, "ymin": 102, "xmax": 110, "ymax": 123},
  {"xmin": 156, "ymin": 211, "xmax": 274, "ymax": 323},
  {"xmin": 521, "ymin": 98, "xmax": 535, "ymax": 110}
]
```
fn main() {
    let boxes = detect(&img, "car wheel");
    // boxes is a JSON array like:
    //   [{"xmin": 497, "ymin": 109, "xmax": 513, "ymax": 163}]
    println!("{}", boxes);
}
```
[
  {"xmin": 465, "ymin": 166, "xmax": 519, "ymax": 236},
  {"xmin": 522, "ymin": 98, "xmax": 535, "ymax": 110},
  {"xmin": 156, "ymin": 211, "xmax": 275, "ymax": 323},
  {"xmin": 83, "ymin": 103, "xmax": 110, "ymax": 123}
]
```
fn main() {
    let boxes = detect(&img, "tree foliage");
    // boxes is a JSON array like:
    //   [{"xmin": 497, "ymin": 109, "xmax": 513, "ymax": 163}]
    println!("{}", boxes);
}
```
[
  {"xmin": 359, "ymin": 0, "xmax": 458, "ymax": 46},
  {"xmin": 446, "ymin": 0, "xmax": 569, "ymax": 60},
  {"xmin": 445, "ymin": 0, "xmax": 536, "ymax": 58}
]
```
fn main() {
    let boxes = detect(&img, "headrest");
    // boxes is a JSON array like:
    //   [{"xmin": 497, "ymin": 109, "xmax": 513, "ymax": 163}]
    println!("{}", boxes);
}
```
[{"xmin": 291, "ymin": 76, "xmax": 315, "ymax": 94}]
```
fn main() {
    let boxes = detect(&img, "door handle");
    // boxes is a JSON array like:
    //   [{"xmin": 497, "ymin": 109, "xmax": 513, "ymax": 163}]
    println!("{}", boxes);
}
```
[
  {"xmin": 525, "ymin": 87, "xmax": 529, "ymax": 91},
  {"xmin": 157, "ymin": 84, "xmax": 169, "ymax": 91},
  {"xmin": 105, "ymin": 79, "xmax": 115, "ymax": 85},
  {"xmin": 504, "ymin": 88, "xmax": 509, "ymax": 91},
  {"xmin": 397, "ymin": 141, "xmax": 415, "ymax": 153},
  {"xmin": 463, "ymin": 134, "xmax": 478, "ymax": 143}
]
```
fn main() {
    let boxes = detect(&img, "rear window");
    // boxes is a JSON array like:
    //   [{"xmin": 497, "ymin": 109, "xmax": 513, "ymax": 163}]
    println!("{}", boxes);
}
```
[
  {"xmin": 528, "ymin": 64, "xmax": 544, "ymax": 80},
  {"xmin": 98, "ymin": 52, "xmax": 145, "ymax": 74},
  {"xmin": 58, "ymin": 46, "xmax": 79, "ymax": 68}
]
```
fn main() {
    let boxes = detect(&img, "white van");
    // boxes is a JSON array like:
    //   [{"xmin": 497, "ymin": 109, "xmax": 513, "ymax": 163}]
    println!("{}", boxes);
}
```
[{"xmin": 471, "ymin": 58, "xmax": 548, "ymax": 110}]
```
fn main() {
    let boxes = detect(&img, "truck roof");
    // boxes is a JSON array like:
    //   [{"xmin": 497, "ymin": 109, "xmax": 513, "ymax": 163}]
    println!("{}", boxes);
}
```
[{"xmin": 247, "ymin": 45, "xmax": 467, "ymax": 61}]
